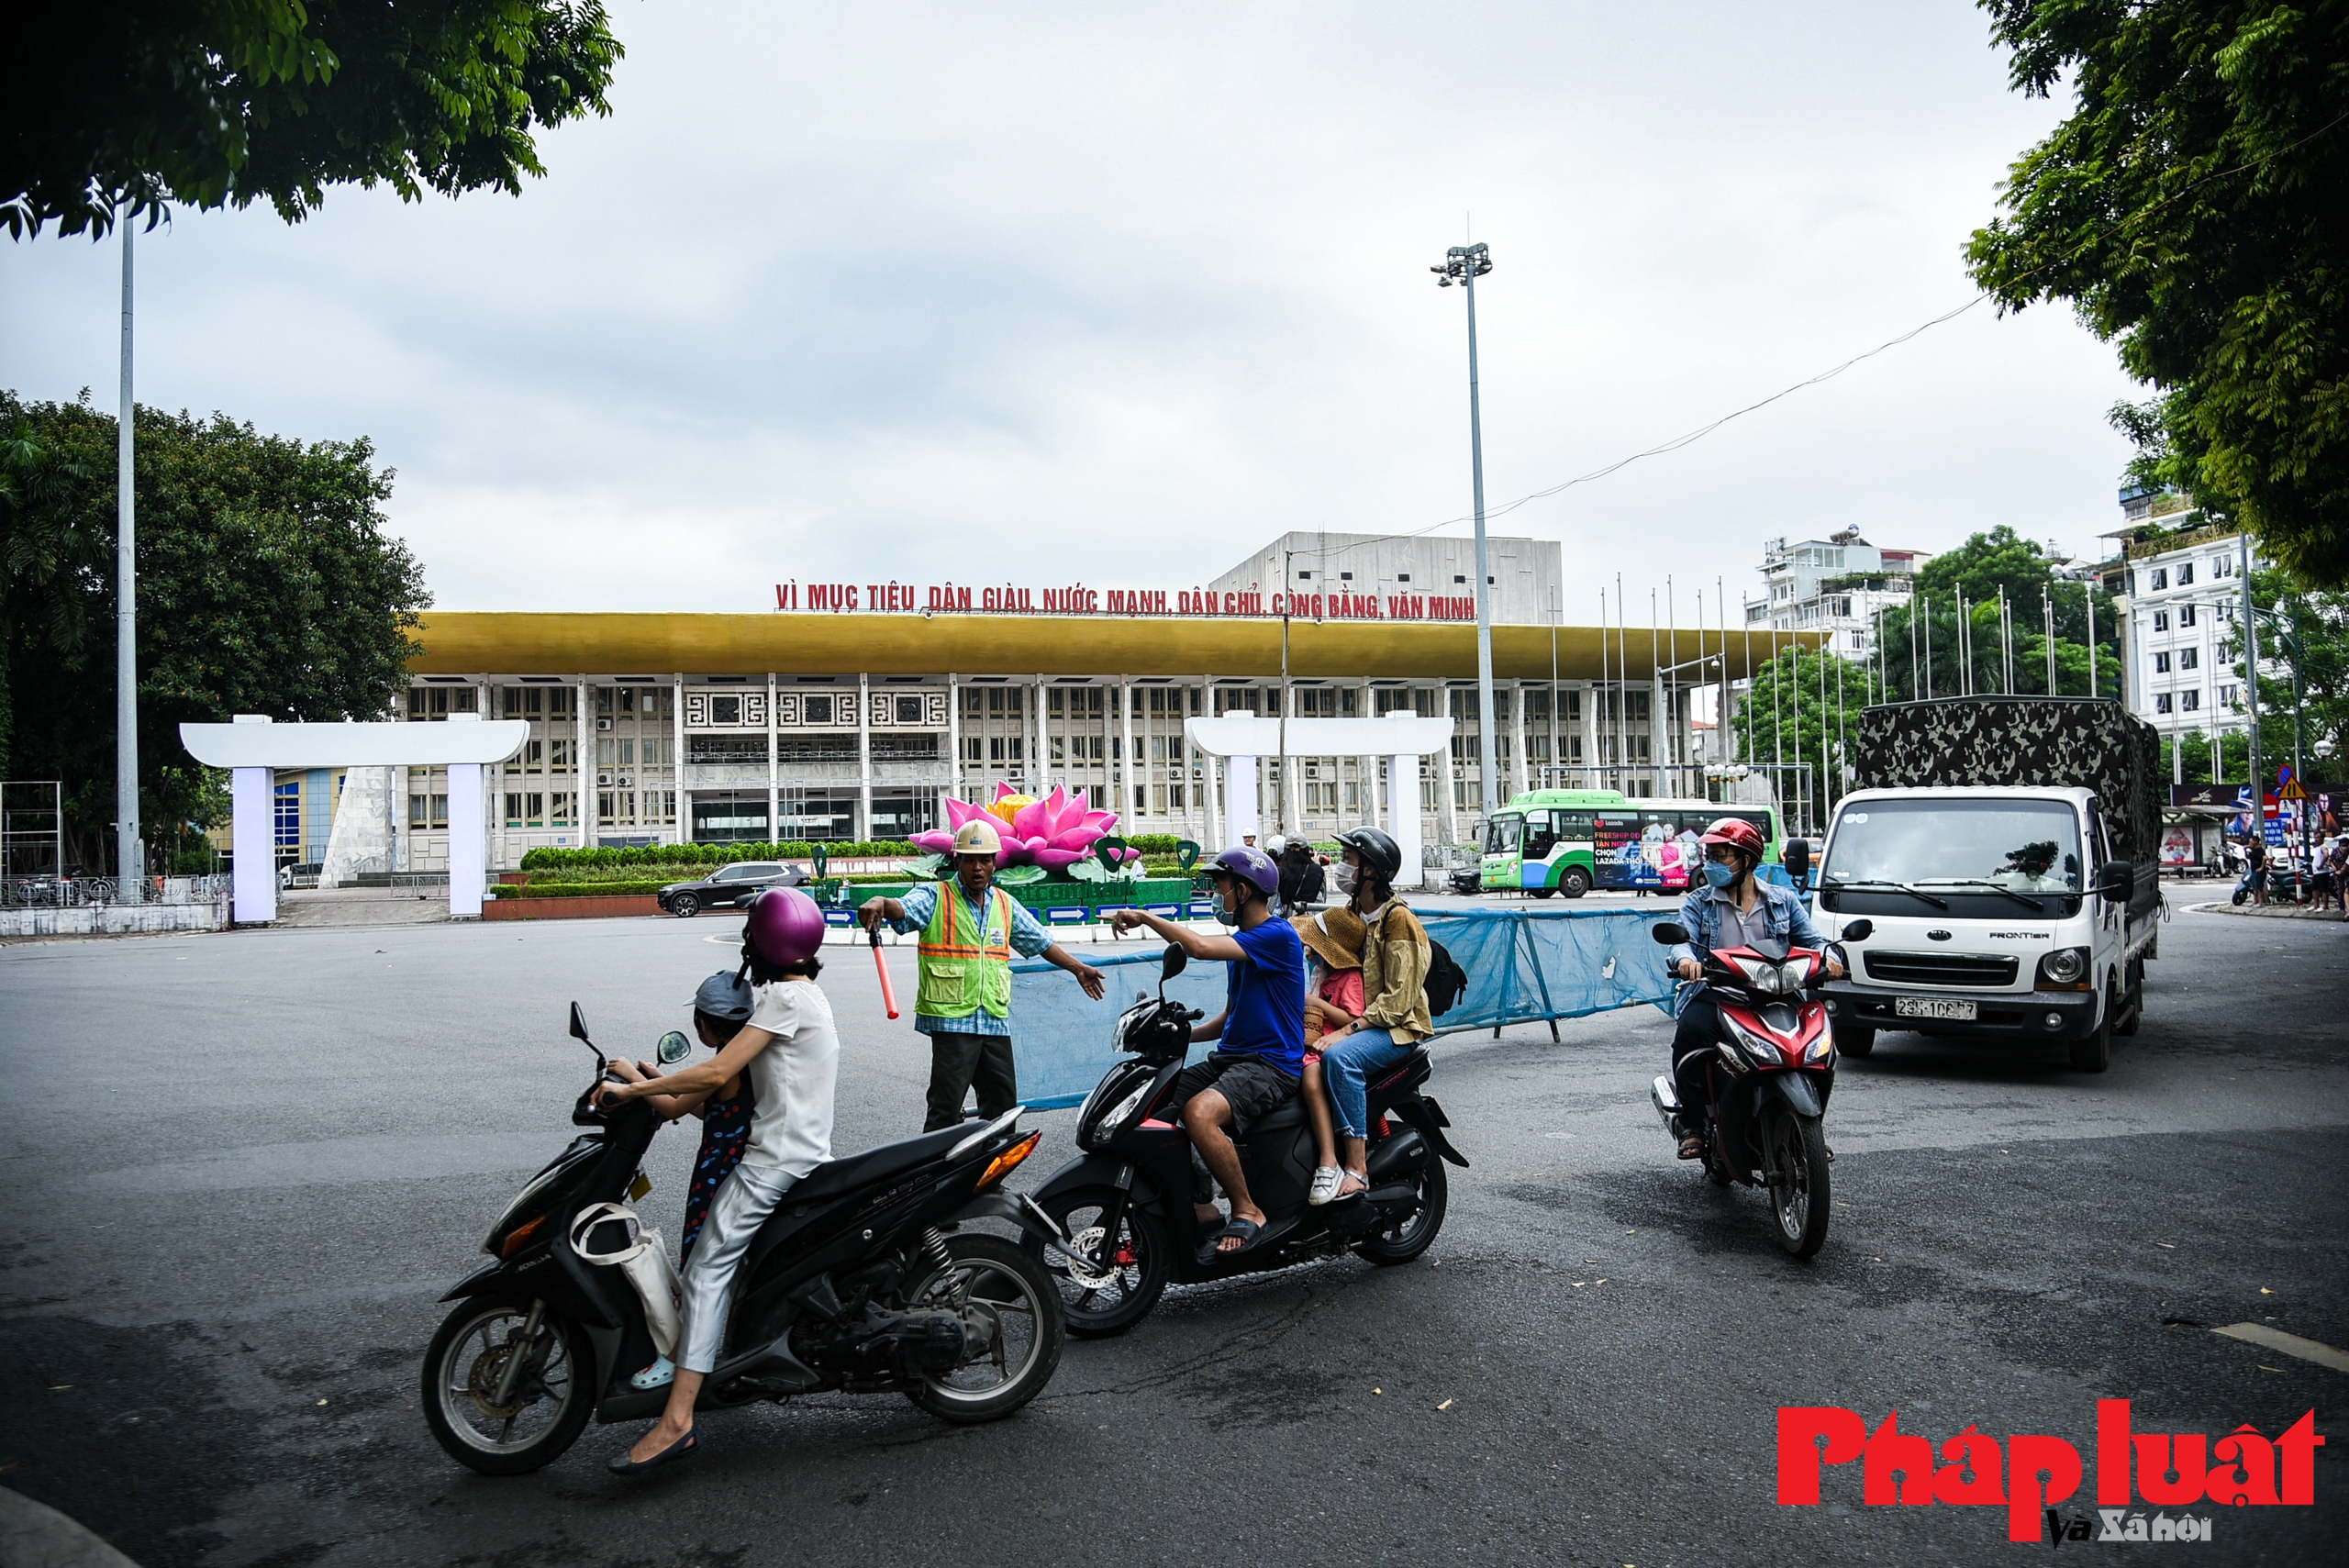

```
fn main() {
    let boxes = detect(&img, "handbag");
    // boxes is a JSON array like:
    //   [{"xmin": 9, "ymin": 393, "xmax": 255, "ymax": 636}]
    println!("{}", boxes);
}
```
[{"xmin": 569, "ymin": 1202, "xmax": 685, "ymax": 1358}]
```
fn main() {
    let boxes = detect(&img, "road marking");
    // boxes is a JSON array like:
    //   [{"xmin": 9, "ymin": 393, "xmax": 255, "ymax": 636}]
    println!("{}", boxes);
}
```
[{"xmin": 2212, "ymin": 1322, "xmax": 2349, "ymax": 1373}]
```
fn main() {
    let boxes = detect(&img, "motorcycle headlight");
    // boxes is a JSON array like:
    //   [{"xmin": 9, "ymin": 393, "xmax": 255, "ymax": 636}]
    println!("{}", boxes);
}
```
[
  {"xmin": 1722, "ymin": 1014, "xmax": 1784, "ymax": 1066},
  {"xmin": 2038, "ymin": 947, "xmax": 2088, "ymax": 985},
  {"xmin": 1078, "ymin": 1074, "xmax": 1153, "ymax": 1148}
]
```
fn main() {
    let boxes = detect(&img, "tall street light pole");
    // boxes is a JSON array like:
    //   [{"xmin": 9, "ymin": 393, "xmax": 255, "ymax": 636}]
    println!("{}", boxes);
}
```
[
  {"xmin": 117, "ymin": 216, "xmax": 141, "ymax": 894},
  {"xmin": 1433, "ymin": 240, "xmax": 1497, "ymax": 830}
]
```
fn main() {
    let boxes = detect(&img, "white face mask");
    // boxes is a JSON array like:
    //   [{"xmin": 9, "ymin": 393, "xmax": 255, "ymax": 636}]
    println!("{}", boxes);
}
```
[{"xmin": 1331, "ymin": 862, "xmax": 1356, "ymax": 895}]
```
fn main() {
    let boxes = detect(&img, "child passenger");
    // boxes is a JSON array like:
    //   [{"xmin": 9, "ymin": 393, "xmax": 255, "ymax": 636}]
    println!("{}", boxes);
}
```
[
  {"xmin": 602, "ymin": 971, "xmax": 763, "ymax": 1391},
  {"xmin": 1294, "ymin": 906, "xmax": 1368, "ymax": 1206}
]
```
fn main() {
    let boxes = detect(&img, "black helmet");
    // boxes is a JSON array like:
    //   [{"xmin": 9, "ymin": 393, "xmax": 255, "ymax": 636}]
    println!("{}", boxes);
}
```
[{"xmin": 1334, "ymin": 825, "xmax": 1402, "ymax": 881}]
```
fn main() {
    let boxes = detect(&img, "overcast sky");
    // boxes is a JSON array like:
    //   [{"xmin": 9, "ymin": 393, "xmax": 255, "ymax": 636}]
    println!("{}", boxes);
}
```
[{"xmin": 3, "ymin": 1, "xmax": 2141, "ymax": 627}]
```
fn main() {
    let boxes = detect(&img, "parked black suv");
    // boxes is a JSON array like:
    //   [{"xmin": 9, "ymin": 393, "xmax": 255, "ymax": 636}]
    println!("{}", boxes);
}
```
[{"xmin": 657, "ymin": 861, "xmax": 810, "ymax": 917}]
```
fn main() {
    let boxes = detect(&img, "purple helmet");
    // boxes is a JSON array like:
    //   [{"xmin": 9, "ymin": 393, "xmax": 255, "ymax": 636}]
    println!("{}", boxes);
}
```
[
  {"xmin": 744, "ymin": 886, "xmax": 824, "ymax": 968},
  {"xmin": 1209, "ymin": 845, "xmax": 1280, "ymax": 898}
]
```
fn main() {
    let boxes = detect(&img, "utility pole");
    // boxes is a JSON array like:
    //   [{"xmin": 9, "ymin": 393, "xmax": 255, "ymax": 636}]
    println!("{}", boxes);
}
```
[
  {"xmin": 117, "ymin": 215, "xmax": 141, "ymax": 895},
  {"xmin": 1278, "ymin": 546, "xmax": 1291, "ymax": 838},
  {"xmin": 1433, "ymin": 241, "xmax": 1497, "ymax": 828},
  {"xmin": 2241, "ymin": 533, "xmax": 2261, "ymax": 846}
]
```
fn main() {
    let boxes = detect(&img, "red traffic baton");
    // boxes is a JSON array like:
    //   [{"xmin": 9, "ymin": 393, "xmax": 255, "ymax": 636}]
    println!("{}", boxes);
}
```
[{"xmin": 870, "ymin": 922, "xmax": 899, "ymax": 1019}]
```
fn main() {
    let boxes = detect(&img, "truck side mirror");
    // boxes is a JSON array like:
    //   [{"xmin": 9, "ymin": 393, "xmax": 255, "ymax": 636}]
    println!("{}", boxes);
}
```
[
  {"xmin": 1838, "ymin": 918, "xmax": 1873, "ymax": 941},
  {"xmin": 2098, "ymin": 860, "xmax": 2133, "ymax": 903}
]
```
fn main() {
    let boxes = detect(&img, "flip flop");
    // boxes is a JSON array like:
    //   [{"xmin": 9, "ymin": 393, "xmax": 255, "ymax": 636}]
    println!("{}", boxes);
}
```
[
  {"xmin": 1307, "ymin": 1166, "xmax": 1344, "ymax": 1206},
  {"xmin": 1331, "ymin": 1172, "xmax": 1369, "ymax": 1201},
  {"xmin": 1197, "ymin": 1218, "xmax": 1260, "ymax": 1264},
  {"xmin": 607, "ymin": 1429, "xmax": 697, "ymax": 1475}
]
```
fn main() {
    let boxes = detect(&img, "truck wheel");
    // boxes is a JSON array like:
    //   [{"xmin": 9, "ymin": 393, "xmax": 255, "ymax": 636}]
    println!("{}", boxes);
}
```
[
  {"xmin": 2116, "ymin": 959, "xmax": 2143, "ymax": 1037},
  {"xmin": 2068, "ymin": 980, "xmax": 2115, "ymax": 1073},
  {"xmin": 1559, "ymin": 867, "xmax": 1593, "ymax": 898},
  {"xmin": 1833, "ymin": 1021, "xmax": 1876, "ymax": 1058}
]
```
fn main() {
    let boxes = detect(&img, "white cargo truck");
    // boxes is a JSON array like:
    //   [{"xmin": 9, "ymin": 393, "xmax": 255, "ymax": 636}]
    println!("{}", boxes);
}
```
[{"xmin": 1813, "ymin": 698, "xmax": 2162, "ymax": 1073}]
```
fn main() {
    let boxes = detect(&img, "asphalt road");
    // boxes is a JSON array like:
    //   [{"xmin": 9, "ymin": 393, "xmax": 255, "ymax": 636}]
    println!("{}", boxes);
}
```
[{"xmin": 2, "ymin": 900, "xmax": 2343, "ymax": 1566}]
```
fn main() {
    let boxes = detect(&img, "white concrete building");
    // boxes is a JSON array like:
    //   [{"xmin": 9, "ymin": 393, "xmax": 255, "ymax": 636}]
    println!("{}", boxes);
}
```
[
  {"xmin": 1744, "ymin": 529, "xmax": 1932, "ymax": 658},
  {"xmin": 2103, "ymin": 484, "xmax": 2265, "ymax": 762}
]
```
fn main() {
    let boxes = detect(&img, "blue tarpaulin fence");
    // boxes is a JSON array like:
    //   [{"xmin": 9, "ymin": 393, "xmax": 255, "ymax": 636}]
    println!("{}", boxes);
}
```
[{"xmin": 1005, "ymin": 906, "xmax": 1684, "ymax": 1110}]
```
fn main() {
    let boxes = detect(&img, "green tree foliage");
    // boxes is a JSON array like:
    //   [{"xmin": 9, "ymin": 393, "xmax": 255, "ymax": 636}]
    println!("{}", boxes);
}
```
[
  {"xmin": 1874, "ymin": 526, "xmax": 2123, "ymax": 700},
  {"xmin": 1733, "ymin": 645, "xmax": 1874, "ymax": 818},
  {"xmin": 1965, "ymin": 1, "xmax": 2349, "ymax": 584},
  {"xmin": 2209, "ymin": 565, "xmax": 2349, "ymax": 786},
  {"xmin": 5, "ymin": 1, "xmax": 623, "ymax": 239},
  {"xmin": 0, "ymin": 391, "xmax": 429, "ymax": 868}
]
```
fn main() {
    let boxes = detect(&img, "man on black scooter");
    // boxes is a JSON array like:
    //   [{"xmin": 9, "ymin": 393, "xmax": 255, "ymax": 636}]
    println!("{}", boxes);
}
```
[
  {"xmin": 1665, "ymin": 818, "xmax": 1842, "ymax": 1162},
  {"xmin": 1110, "ymin": 845, "xmax": 1306, "ymax": 1262}
]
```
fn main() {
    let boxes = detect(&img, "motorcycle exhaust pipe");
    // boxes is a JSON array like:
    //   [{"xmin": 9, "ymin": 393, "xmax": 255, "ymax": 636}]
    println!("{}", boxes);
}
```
[{"xmin": 1650, "ymin": 1074, "xmax": 1682, "ymax": 1132}]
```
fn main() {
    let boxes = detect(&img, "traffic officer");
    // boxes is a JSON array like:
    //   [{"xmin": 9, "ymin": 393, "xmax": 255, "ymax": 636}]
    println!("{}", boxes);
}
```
[{"xmin": 860, "ymin": 818, "xmax": 1108, "ymax": 1130}]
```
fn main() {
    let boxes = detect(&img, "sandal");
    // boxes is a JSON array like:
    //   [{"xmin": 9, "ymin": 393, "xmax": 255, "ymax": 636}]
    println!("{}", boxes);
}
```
[
  {"xmin": 1332, "ymin": 1171, "xmax": 1369, "ymax": 1201},
  {"xmin": 1197, "ymin": 1217, "xmax": 1262, "ymax": 1263},
  {"xmin": 1676, "ymin": 1135, "xmax": 1704, "ymax": 1161},
  {"xmin": 1307, "ymin": 1166, "xmax": 1343, "ymax": 1206}
]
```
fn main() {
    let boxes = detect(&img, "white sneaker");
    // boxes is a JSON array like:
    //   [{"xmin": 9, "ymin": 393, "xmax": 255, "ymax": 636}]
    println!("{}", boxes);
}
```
[
  {"xmin": 629, "ymin": 1355, "xmax": 675, "ymax": 1390},
  {"xmin": 1307, "ymin": 1166, "xmax": 1343, "ymax": 1206}
]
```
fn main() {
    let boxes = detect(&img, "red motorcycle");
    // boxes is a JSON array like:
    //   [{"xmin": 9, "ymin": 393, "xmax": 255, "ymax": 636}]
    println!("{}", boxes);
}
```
[{"xmin": 1647, "ymin": 918, "xmax": 1868, "ymax": 1258}]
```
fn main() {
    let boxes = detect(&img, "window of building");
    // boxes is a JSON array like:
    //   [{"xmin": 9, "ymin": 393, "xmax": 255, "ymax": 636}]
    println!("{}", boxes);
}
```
[
  {"xmin": 408, "ymin": 686, "xmax": 477, "ymax": 720},
  {"xmin": 2220, "ymin": 684, "xmax": 2240, "ymax": 707},
  {"xmin": 2150, "ymin": 568, "xmax": 2168, "ymax": 590},
  {"xmin": 1396, "ymin": 573, "xmax": 1410, "ymax": 583},
  {"xmin": 2180, "ymin": 690, "xmax": 2199, "ymax": 711},
  {"xmin": 2178, "ymin": 604, "xmax": 2197, "ymax": 628},
  {"xmin": 2153, "ymin": 610, "xmax": 2169, "ymax": 632},
  {"xmin": 1453, "ymin": 575, "xmax": 1467, "ymax": 584},
  {"xmin": 1296, "ymin": 569, "xmax": 1311, "ymax": 580},
  {"xmin": 2213, "ymin": 554, "xmax": 2233, "ymax": 578},
  {"xmin": 551, "ymin": 791, "xmax": 575, "ymax": 826},
  {"xmin": 2154, "ymin": 651, "xmax": 2172, "ymax": 673},
  {"xmin": 2154, "ymin": 693, "xmax": 2173, "ymax": 714},
  {"xmin": 709, "ymin": 694, "xmax": 742, "ymax": 726},
  {"xmin": 2176, "ymin": 562, "xmax": 2193, "ymax": 585},
  {"xmin": 504, "ymin": 687, "xmax": 543, "ymax": 717},
  {"xmin": 2180, "ymin": 647, "xmax": 2199, "ymax": 670},
  {"xmin": 274, "ymin": 781, "xmax": 301, "ymax": 846}
]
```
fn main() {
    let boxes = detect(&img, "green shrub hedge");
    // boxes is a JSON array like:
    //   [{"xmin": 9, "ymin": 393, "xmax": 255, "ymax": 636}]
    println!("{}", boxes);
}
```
[{"xmin": 518, "ymin": 840, "xmax": 919, "ymax": 871}]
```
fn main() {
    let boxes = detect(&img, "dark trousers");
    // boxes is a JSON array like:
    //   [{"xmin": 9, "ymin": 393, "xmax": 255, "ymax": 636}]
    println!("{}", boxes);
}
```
[{"xmin": 924, "ymin": 1029, "xmax": 1019, "ymax": 1132}]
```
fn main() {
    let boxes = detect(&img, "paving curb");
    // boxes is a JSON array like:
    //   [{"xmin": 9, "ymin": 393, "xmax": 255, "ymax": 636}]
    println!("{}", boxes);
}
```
[
  {"xmin": 0, "ymin": 1488, "xmax": 142, "ymax": 1568},
  {"xmin": 2180, "ymin": 899, "xmax": 2349, "ymax": 921}
]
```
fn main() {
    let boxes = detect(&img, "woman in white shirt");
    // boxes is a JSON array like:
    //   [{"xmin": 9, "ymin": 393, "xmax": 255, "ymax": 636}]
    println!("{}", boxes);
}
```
[{"xmin": 596, "ymin": 892, "xmax": 839, "ymax": 1474}]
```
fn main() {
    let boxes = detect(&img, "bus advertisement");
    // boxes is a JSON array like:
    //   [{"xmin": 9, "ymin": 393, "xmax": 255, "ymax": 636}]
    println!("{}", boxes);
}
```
[{"xmin": 1479, "ymin": 790, "xmax": 1784, "ymax": 897}]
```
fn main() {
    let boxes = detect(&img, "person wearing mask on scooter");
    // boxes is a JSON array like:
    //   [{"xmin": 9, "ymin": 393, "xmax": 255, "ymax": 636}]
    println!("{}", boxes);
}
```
[
  {"xmin": 1109, "ymin": 846, "xmax": 1305, "ymax": 1262},
  {"xmin": 1308, "ymin": 826, "xmax": 1434, "ymax": 1204},
  {"xmin": 596, "ymin": 887, "xmax": 840, "ymax": 1475},
  {"xmin": 859, "ymin": 818, "xmax": 1108, "ymax": 1133},
  {"xmin": 599, "ymin": 970, "xmax": 761, "ymax": 1394},
  {"xmin": 1665, "ymin": 818, "xmax": 1842, "ymax": 1162}
]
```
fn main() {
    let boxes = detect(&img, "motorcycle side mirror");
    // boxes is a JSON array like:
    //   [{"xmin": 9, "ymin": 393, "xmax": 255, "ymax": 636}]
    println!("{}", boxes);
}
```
[
  {"xmin": 655, "ymin": 1029, "xmax": 694, "ymax": 1066},
  {"xmin": 1838, "ymin": 918, "xmax": 1874, "ymax": 941},
  {"xmin": 1651, "ymin": 921, "xmax": 1689, "ymax": 946},
  {"xmin": 569, "ymin": 1002, "xmax": 591, "ymax": 1042},
  {"xmin": 1161, "ymin": 943, "xmax": 1187, "ymax": 984},
  {"xmin": 1783, "ymin": 840, "xmax": 1811, "ymax": 881}
]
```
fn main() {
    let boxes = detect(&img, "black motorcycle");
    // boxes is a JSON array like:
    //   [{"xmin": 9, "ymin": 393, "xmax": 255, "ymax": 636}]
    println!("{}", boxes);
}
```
[
  {"xmin": 1024, "ymin": 945, "xmax": 1467, "ymax": 1337},
  {"xmin": 421, "ymin": 1004, "xmax": 1069, "ymax": 1474}
]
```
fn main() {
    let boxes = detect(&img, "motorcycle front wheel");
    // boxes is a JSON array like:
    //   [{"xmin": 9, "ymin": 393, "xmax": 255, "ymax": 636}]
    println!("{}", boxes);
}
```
[
  {"xmin": 1763, "ymin": 1110, "xmax": 1831, "ymax": 1259},
  {"xmin": 900, "ymin": 1234, "xmax": 1064, "ymax": 1423},
  {"xmin": 1028, "ymin": 1186, "xmax": 1169, "ymax": 1338},
  {"xmin": 421, "ymin": 1296, "xmax": 595, "ymax": 1474}
]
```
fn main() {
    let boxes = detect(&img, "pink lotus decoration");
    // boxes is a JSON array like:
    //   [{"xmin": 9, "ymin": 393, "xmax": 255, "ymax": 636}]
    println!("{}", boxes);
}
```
[{"xmin": 912, "ymin": 783, "xmax": 1139, "ymax": 872}]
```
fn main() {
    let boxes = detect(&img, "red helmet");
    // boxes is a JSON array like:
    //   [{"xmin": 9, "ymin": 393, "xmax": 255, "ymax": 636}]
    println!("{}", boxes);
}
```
[{"xmin": 1698, "ymin": 817, "xmax": 1765, "ymax": 858}]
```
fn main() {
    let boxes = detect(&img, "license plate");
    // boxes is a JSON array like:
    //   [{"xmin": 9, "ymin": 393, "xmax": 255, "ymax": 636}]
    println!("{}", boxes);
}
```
[
  {"xmin": 1895, "ymin": 997, "xmax": 1977, "ymax": 1021},
  {"xmin": 627, "ymin": 1172, "xmax": 652, "ymax": 1202}
]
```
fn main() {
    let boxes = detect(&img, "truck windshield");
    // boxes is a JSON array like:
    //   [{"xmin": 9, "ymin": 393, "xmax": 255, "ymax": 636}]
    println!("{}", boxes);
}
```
[{"xmin": 1824, "ymin": 799, "xmax": 2084, "ymax": 895}]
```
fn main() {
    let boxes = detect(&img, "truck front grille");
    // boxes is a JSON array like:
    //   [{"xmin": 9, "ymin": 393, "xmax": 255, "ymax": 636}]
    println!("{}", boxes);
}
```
[{"xmin": 1862, "ymin": 951, "xmax": 2021, "ymax": 987}]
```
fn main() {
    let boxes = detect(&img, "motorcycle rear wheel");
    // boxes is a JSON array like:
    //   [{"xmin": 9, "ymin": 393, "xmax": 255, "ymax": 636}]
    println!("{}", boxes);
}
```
[
  {"xmin": 421, "ymin": 1296, "xmax": 595, "ymax": 1475},
  {"xmin": 1353, "ymin": 1157, "xmax": 1447, "ymax": 1266},
  {"xmin": 900, "ymin": 1234, "xmax": 1064, "ymax": 1423},
  {"xmin": 1027, "ymin": 1186, "xmax": 1169, "ymax": 1338},
  {"xmin": 1763, "ymin": 1110, "xmax": 1830, "ymax": 1259}
]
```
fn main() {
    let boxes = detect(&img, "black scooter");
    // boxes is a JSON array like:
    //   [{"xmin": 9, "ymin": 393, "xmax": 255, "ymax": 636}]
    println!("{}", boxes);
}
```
[
  {"xmin": 1024, "ymin": 945, "xmax": 1468, "ymax": 1337},
  {"xmin": 421, "ymin": 1004, "xmax": 1069, "ymax": 1474}
]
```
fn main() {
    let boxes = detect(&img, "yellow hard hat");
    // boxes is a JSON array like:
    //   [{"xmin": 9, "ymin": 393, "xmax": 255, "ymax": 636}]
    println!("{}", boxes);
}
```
[{"xmin": 952, "ymin": 819, "xmax": 1003, "ymax": 857}]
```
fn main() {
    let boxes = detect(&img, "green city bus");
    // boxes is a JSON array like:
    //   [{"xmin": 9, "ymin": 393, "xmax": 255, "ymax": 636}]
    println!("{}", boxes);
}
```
[{"xmin": 1479, "ymin": 790, "xmax": 1785, "ymax": 897}]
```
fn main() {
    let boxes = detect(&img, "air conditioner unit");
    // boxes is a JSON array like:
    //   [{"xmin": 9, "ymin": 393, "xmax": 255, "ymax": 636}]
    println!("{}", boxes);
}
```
[
  {"xmin": 596, "ymin": 772, "xmax": 612, "ymax": 786},
  {"xmin": 596, "ymin": 717, "xmax": 613, "ymax": 730},
  {"xmin": 618, "ymin": 775, "xmax": 633, "ymax": 787}
]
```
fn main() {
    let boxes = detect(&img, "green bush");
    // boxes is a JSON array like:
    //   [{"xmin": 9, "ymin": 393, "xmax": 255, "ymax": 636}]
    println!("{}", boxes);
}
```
[{"xmin": 518, "ymin": 840, "xmax": 918, "ymax": 871}]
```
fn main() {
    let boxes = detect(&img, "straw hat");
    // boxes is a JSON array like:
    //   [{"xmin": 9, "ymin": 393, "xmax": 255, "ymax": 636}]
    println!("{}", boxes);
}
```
[{"xmin": 1293, "ymin": 906, "xmax": 1366, "ymax": 971}]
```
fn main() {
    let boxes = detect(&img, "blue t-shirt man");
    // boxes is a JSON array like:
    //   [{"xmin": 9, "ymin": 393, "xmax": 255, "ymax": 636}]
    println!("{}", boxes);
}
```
[{"xmin": 1218, "ymin": 917, "xmax": 1308, "ymax": 1076}]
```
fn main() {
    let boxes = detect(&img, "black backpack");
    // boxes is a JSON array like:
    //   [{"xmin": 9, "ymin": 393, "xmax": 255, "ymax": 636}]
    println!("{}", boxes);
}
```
[{"xmin": 1423, "ymin": 936, "xmax": 1467, "ymax": 1018}]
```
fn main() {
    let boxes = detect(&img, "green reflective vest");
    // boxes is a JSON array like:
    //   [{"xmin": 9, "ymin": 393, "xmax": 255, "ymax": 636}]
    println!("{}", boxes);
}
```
[{"xmin": 916, "ymin": 880, "xmax": 1015, "ymax": 1021}]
